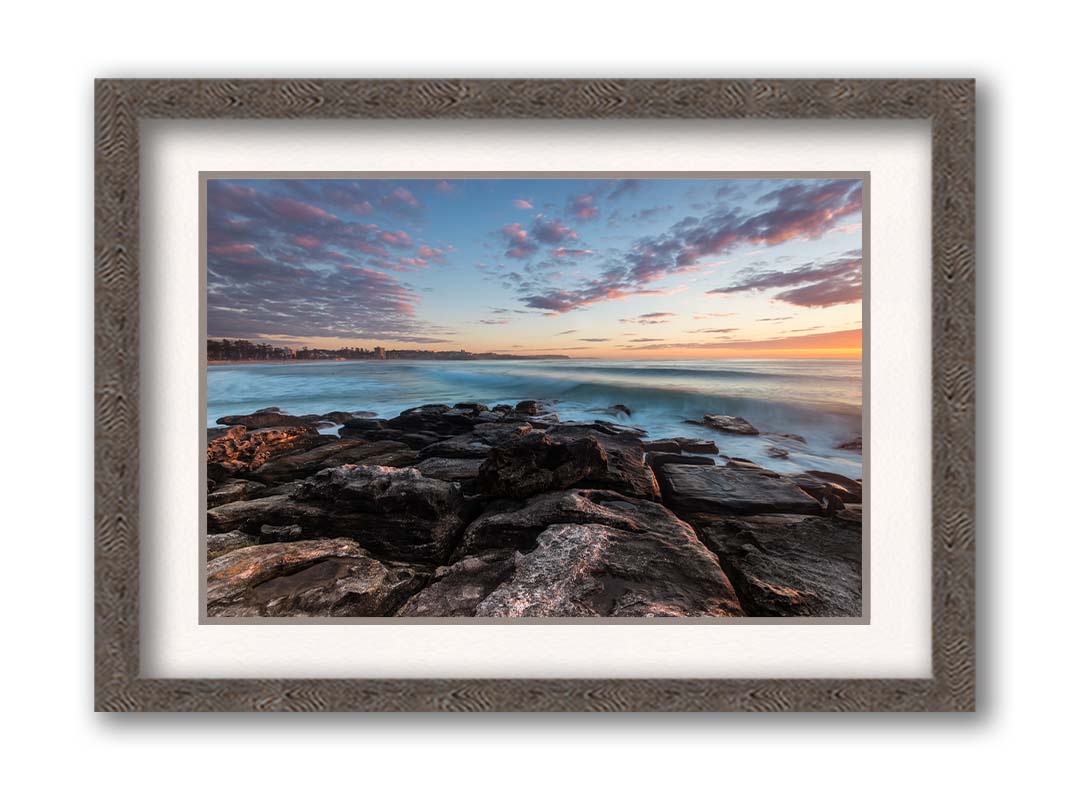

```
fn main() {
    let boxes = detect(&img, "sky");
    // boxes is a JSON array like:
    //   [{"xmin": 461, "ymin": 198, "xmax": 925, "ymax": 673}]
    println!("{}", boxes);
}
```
[{"xmin": 206, "ymin": 176, "xmax": 863, "ymax": 359}]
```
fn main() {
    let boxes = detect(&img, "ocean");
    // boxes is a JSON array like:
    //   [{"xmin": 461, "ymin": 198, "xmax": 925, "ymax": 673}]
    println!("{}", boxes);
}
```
[{"xmin": 207, "ymin": 358, "xmax": 863, "ymax": 479}]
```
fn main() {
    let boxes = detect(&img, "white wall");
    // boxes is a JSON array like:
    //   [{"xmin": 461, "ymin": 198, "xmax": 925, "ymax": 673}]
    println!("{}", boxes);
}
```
[{"xmin": 1, "ymin": 1, "xmax": 1058, "ymax": 797}]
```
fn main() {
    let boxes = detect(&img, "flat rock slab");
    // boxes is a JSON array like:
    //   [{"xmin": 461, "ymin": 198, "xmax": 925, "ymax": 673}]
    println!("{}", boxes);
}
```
[
  {"xmin": 207, "ymin": 538, "xmax": 429, "ymax": 617},
  {"xmin": 474, "ymin": 523, "xmax": 742, "ymax": 618},
  {"xmin": 702, "ymin": 415, "xmax": 759, "ymax": 435},
  {"xmin": 415, "ymin": 457, "xmax": 485, "ymax": 482},
  {"xmin": 659, "ymin": 464, "xmax": 821, "ymax": 516},
  {"xmin": 687, "ymin": 514, "xmax": 862, "ymax": 617}
]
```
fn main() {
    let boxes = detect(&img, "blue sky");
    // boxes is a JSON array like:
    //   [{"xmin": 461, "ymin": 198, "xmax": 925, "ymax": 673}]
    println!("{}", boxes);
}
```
[{"xmin": 206, "ymin": 176, "xmax": 863, "ymax": 357}]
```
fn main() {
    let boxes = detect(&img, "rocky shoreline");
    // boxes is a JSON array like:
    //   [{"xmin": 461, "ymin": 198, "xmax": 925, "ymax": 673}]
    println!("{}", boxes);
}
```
[{"xmin": 206, "ymin": 401, "xmax": 862, "ymax": 618}]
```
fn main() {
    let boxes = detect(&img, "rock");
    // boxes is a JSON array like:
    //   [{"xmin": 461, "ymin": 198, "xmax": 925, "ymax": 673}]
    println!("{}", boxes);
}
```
[
  {"xmin": 491, "ymin": 404, "xmax": 513, "ymax": 414},
  {"xmin": 338, "ymin": 417, "xmax": 385, "ymax": 436},
  {"xmin": 593, "ymin": 420, "xmax": 648, "ymax": 436},
  {"xmin": 258, "ymin": 523, "xmax": 304, "ymax": 542},
  {"xmin": 456, "ymin": 487, "xmax": 700, "ymax": 558},
  {"xmin": 207, "ymin": 478, "xmax": 268, "ymax": 509},
  {"xmin": 702, "ymin": 414, "xmax": 759, "ymax": 435},
  {"xmin": 645, "ymin": 451, "xmax": 717, "ymax": 477},
  {"xmin": 836, "ymin": 435, "xmax": 862, "ymax": 451},
  {"xmin": 687, "ymin": 514, "xmax": 862, "ymax": 617},
  {"xmin": 415, "ymin": 457, "xmax": 485, "ymax": 483},
  {"xmin": 207, "ymin": 538, "xmax": 429, "ymax": 617},
  {"xmin": 206, "ymin": 531, "xmax": 257, "ymax": 560},
  {"xmin": 215, "ymin": 411, "xmax": 311, "ymax": 429},
  {"xmin": 766, "ymin": 446, "xmax": 790, "ymax": 459},
  {"xmin": 454, "ymin": 402, "xmax": 489, "ymax": 413},
  {"xmin": 658, "ymin": 464, "xmax": 821, "ymax": 516},
  {"xmin": 476, "ymin": 432, "xmax": 608, "ymax": 499},
  {"xmin": 670, "ymin": 437, "xmax": 719, "ymax": 454},
  {"xmin": 206, "ymin": 424, "xmax": 329, "ymax": 480},
  {"xmin": 643, "ymin": 439, "xmax": 682, "ymax": 454},
  {"xmin": 315, "ymin": 440, "xmax": 418, "ymax": 470},
  {"xmin": 292, "ymin": 465, "xmax": 466, "ymax": 562},
  {"xmin": 514, "ymin": 400, "xmax": 541, "ymax": 415},
  {"xmin": 250, "ymin": 437, "xmax": 387, "ymax": 483},
  {"xmin": 395, "ymin": 432, "xmax": 443, "ymax": 450},
  {"xmin": 207, "ymin": 426, "xmax": 230, "ymax": 441},
  {"xmin": 768, "ymin": 432, "xmax": 807, "ymax": 445},
  {"xmin": 397, "ymin": 550, "xmax": 518, "ymax": 617},
  {"xmin": 206, "ymin": 493, "xmax": 327, "ymax": 534},
  {"xmin": 723, "ymin": 457, "xmax": 781, "ymax": 476},
  {"xmin": 475, "ymin": 523, "xmax": 742, "ymax": 617},
  {"xmin": 804, "ymin": 471, "xmax": 862, "ymax": 504},
  {"xmin": 589, "ymin": 404, "xmax": 632, "ymax": 418},
  {"xmin": 418, "ymin": 422, "xmax": 532, "ymax": 459},
  {"xmin": 386, "ymin": 404, "xmax": 480, "ymax": 436},
  {"xmin": 546, "ymin": 424, "xmax": 659, "ymax": 501}
]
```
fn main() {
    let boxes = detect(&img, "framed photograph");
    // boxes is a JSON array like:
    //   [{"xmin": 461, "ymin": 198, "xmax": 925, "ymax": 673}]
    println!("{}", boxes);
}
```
[{"xmin": 95, "ymin": 79, "xmax": 975, "ymax": 711}]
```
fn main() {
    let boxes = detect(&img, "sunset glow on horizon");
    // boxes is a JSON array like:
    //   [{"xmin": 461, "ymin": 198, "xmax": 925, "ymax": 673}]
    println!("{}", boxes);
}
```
[{"xmin": 207, "ymin": 176, "xmax": 863, "ymax": 359}]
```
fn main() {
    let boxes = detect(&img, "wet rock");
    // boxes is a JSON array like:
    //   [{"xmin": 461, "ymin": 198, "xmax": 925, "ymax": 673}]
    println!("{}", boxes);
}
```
[
  {"xmin": 207, "ymin": 478, "xmax": 268, "ymax": 509},
  {"xmin": 491, "ymin": 404, "xmax": 513, "ymax": 414},
  {"xmin": 206, "ymin": 531, "xmax": 257, "ymax": 560},
  {"xmin": 723, "ymin": 457, "xmax": 781, "ymax": 477},
  {"xmin": 836, "ymin": 435, "xmax": 863, "ymax": 452},
  {"xmin": 206, "ymin": 424, "xmax": 329, "ymax": 480},
  {"xmin": 514, "ymin": 400, "xmax": 541, "ymax": 415},
  {"xmin": 593, "ymin": 420, "xmax": 648, "ymax": 436},
  {"xmin": 768, "ymin": 432, "xmax": 807, "ymax": 445},
  {"xmin": 215, "ymin": 411, "xmax": 311, "ymax": 429},
  {"xmin": 476, "ymin": 432, "xmax": 608, "ymax": 499},
  {"xmin": 645, "ymin": 452, "xmax": 717, "ymax": 481},
  {"xmin": 804, "ymin": 471, "xmax": 862, "ymax": 504},
  {"xmin": 590, "ymin": 404, "xmax": 632, "ymax": 418},
  {"xmin": 338, "ymin": 417, "xmax": 385, "ymax": 436},
  {"xmin": 386, "ymin": 404, "xmax": 479, "ymax": 436},
  {"xmin": 454, "ymin": 402, "xmax": 489, "ymax": 413},
  {"xmin": 766, "ymin": 446, "xmax": 790, "ymax": 459},
  {"xmin": 207, "ymin": 426, "xmax": 230, "ymax": 442},
  {"xmin": 397, "ymin": 549, "xmax": 518, "ymax": 617},
  {"xmin": 475, "ymin": 523, "xmax": 743, "ymax": 618},
  {"xmin": 643, "ymin": 439, "xmax": 682, "ymax": 454},
  {"xmin": 419, "ymin": 422, "xmax": 533, "ymax": 459},
  {"xmin": 207, "ymin": 538, "xmax": 429, "ymax": 617},
  {"xmin": 687, "ymin": 514, "xmax": 862, "ymax": 617},
  {"xmin": 670, "ymin": 437, "xmax": 719, "ymax": 454},
  {"xmin": 702, "ymin": 414, "xmax": 759, "ymax": 435},
  {"xmin": 658, "ymin": 464, "xmax": 821, "ymax": 516},
  {"xmin": 292, "ymin": 465, "xmax": 466, "ymax": 562},
  {"xmin": 456, "ymin": 487, "xmax": 699, "ymax": 558}
]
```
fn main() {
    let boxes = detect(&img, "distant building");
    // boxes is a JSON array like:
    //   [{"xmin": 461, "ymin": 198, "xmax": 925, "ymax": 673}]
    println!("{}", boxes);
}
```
[{"xmin": 374, "ymin": 346, "xmax": 386, "ymax": 360}]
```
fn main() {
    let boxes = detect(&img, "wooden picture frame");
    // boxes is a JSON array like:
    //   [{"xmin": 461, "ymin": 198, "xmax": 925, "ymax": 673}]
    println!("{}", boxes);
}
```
[{"xmin": 95, "ymin": 79, "xmax": 975, "ymax": 711}]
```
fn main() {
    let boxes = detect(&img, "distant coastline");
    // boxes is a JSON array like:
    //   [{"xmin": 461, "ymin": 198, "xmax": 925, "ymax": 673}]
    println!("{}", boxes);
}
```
[
  {"xmin": 208, "ymin": 355, "xmax": 573, "ymax": 365},
  {"xmin": 207, "ymin": 338, "xmax": 570, "ymax": 363}
]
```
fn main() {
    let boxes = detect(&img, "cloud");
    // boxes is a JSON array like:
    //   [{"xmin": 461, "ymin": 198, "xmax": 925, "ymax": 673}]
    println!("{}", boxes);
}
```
[
  {"xmin": 687, "ymin": 327, "xmax": 738, "ymax": 334},
  {"xmin": 512, "ymin": 179, "xmax": 861, "ymax": 314},
  {"xmin": 478, "ymin": 319, "xmax": 509, "ymax": 325},
  {"xmin": 757, "ymin": 316, "xmax": 793, "ymax": 322},
  {"xmin": 531, "ymin": 216, "xmax": 579, "ymax": 244},
  {"xmin": 619, "ymin": 312, "xmax": 677, "ymax": 325},
  {"xmin": 566, "ymin": 194, "xmax": 599, "ymax": 221},
  {"xmin": 693, "ymin": 312, "xmax": 736, "ymax": 319},
  {"xmin": 579, "ymin": 337, "xmax": 610, "ymax": 342},
  {"xmin": 379, "ymin": 230, "xmax": 413, "ymax": 247},
  {"xmin": 555, "ymin": 329, "xmax": 578, "ymax": 336},
  {"xmin": 514, "ymin": 199, "xmax": 534, "ymax": 209},
  {"xmin": 711, "ymin": 254, "xmax": 863, "ymax": 308},
  {"xmin": 500, "ymin": 223, "xmax": 536, "ymax": 259},
  {"xmin": 553, "ymin": 247, "xmax": 595, "ymax": 259},
  {"xmin": 434, "ymin": 181, "xmax": 456, "ymax": 194},
  {"xmin": 380, "ymin": 186, "xmax": 422, "ymax": 216},
  {"xmin": 605, "ymin": 179, "xmax": 642, "ymax": 202},
  {"xmin": 629, "ymin": 337, "xmax": 663, "ymax": 342}
]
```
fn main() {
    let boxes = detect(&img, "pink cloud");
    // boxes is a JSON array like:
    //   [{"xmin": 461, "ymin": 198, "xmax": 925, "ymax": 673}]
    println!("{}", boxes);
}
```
[
  {"xmin": 379, "ymin": 230, "xmax": 413, "ymax": 247},
  {"xmin": 514, "ymin": 199, "xmax": 534, "ymax": 209},
  {"xmin": 268, "ymin": 196, "xmax": 338, "ymax": 224}
]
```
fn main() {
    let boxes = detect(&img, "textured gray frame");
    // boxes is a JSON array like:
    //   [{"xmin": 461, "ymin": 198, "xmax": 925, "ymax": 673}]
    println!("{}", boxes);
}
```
[{"xmin": 95, "ymin": 79, "xmax": 975, "ymax": 712}]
